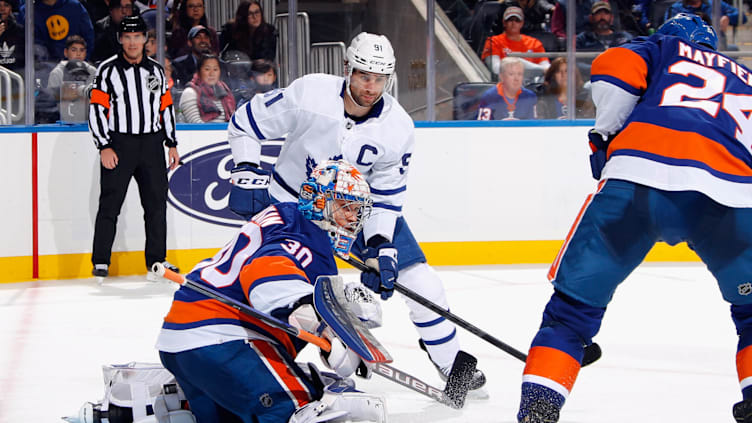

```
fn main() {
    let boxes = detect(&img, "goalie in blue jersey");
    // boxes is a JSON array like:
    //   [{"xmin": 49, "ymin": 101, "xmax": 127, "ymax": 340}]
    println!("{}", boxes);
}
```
[
  {"xmin": 517, "ymin": 13, "xmax": 752, "ymax": 423},
  {"xmin": 156, "ymin": 160, "xmax": 387, "ymax": 423},
  {"xmin": 227, "ymin": 31, "xmax": 486, "ymax": 392}
]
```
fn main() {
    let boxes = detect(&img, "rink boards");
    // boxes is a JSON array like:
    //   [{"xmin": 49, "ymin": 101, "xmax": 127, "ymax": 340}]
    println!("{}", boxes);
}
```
[{"xmin": 0, "ymin": 122, "xmax": 699, "ymax": 282}]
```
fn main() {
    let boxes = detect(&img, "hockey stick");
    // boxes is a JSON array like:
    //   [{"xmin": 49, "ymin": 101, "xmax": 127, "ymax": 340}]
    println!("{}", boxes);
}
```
[
  {"xmin": 371, "ymin": 356, "xmax": 476, "ymax": 410},
  {"xmin": 151, "ymin": 263, "xmax": 332, "ymax": 352},
  {"xmin": 152, "ymin": 264, "xmax": 472, "ymax": 407},
  {"xmin": 340, "ymin": 256, "xmax": 603, "ymax": 367}
]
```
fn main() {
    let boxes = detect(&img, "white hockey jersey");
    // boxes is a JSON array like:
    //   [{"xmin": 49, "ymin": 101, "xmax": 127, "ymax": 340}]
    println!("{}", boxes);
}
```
[{"xmin": 228, "ymin": 73, "xmax": 415, "ymax": 242}]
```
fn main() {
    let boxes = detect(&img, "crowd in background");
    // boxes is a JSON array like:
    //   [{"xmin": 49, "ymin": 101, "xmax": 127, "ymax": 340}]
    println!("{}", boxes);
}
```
[
  {"xmin": 445, "ymin": 0, "xmax": 748, "ymax": 119},
  {"xmin": 0, "ymin": 0, "xmax": 749, "ymax": 123},
  {"xmin": 0, "ymin": 0, "xmax": 279, "ymax": 124}
]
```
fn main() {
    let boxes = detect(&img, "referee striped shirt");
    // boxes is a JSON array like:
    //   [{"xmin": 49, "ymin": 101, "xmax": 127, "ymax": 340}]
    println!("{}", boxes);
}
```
[{"xmin": 89, "ymin": 53, "xmax": 177, "ymax": 149}]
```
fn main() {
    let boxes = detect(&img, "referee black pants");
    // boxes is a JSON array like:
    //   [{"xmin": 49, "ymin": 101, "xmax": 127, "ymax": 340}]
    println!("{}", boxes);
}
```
[{"xmin": 92, "ymin": 132, "xmax": 168, "ymax": 270}]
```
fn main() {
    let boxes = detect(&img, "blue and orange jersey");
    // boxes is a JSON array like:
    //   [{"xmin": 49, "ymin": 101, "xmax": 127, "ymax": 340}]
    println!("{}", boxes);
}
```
[
  {"xmin": 155, "ymin": 202, "xmax": 337, "ymax": 358},
  {"xmin": 477, "ymin": 84, "xmax": 538, "ymax": 120},
  {"xmin": 591, "ymin": 33, "xmax": 752, "ymax": 207}
]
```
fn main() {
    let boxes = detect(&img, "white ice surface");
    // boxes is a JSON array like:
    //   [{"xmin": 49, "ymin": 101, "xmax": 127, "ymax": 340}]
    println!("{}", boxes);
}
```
[{"xmin": 0, "ymin": 263, "xmax": 741, "ymax": 422}]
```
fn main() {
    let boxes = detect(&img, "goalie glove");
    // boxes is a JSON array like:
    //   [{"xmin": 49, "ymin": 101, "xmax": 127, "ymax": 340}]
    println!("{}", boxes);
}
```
[
  {"xmin": 344, "ymin": 282, "xmax": 383, "ymax": 329},
  {"xmin": 228, "ymin": 162, "xmax": 271, "ymax": 220}
]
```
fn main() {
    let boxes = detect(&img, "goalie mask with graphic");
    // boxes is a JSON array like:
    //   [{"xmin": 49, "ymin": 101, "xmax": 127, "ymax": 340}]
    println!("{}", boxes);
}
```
[
  {"xmin": 298, "ymin": 160, "xmax": 372, "ymax": 258},
  {"xmin": 345, "ymin": 32, "xmax": 395, "ymax": 106}
]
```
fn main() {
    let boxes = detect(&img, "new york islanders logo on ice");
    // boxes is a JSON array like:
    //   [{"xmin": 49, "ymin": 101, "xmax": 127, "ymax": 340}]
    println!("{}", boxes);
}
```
[{"xmin": 166, "ymin": 141, "xmax": 282, "ymax": 227}]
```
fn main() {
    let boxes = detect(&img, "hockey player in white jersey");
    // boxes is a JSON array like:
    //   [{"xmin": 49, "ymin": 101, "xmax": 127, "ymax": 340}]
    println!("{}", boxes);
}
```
[{"xmin": 226, "ymin": 32, "xmax": 486, "ymax": 390}]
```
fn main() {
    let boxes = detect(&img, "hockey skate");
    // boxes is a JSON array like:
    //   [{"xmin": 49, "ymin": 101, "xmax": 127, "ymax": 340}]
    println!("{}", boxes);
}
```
[
  {"xmin": 518, "ymin": 400, "xmax": 560, "ymax": 423},
  {"xmin": 734, "ymin": 398, "xmax": 752, "ymax": 422},
  {"xmin": 518, "ymin": 382, "xmax": 564, "ymax": 423},
  {"xmin": 418, "ymin": 339, "xmax": 488, "ymax": 395}
]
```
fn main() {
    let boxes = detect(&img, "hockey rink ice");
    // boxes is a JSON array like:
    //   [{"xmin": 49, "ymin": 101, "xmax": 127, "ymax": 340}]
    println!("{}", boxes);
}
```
[{"xmin": 0, "ymin": 263, "xmax": 742, "ymax": 422}]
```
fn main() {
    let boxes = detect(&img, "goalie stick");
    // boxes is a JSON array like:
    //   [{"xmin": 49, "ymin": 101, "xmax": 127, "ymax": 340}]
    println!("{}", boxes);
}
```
[
  {"xmin": 153, "ymin": 264, "xmax": 473, "ymax": 408},
  {"xmin": 153, "ymin": 263, "xmax": 392, "ymax": 364},
  {"xmin": 370, "ymin": 351, "xmax": 476, "ymax": 410},
  {"xmin": 152, "ymin": 262, "xmax": 333, "ymax": 353},
  {"xmin": 340, "ymin": 256, "xmax": 603, "ymax": 367}
]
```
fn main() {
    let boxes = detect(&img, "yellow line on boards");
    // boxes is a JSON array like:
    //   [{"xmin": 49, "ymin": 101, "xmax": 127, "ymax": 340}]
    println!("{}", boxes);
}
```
[{"xmin": 0, "ymin": 241, "xmax": 700, "ymax": 283}]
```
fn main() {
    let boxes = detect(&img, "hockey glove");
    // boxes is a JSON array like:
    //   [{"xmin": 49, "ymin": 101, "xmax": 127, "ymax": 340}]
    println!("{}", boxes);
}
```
[
  {"xmin": 360, "ymin": 243, "xmax": 397, "ymax": 301},
  {"xmin": 588, "ymin": 129, "xmax": 610, "ymax": 180},
  {"xmin": 229, "ymin": 163, "xmax": 271, "ymax": 220}
]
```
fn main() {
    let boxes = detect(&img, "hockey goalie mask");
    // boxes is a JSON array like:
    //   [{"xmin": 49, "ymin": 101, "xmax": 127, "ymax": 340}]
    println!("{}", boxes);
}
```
[
  {"xmin": 299, "ymin": 160, "xmax": 373, "ymax": 258},
  {"xmin": 345, "ymin": 32, "xmax": 396, "ymax": 106}
]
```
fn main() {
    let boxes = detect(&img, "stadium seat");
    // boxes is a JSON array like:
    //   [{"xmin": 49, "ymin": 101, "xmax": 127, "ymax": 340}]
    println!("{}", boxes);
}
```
[{"xmin": 452, "ymin": 82, "xmax": 496, "ymax": 120}]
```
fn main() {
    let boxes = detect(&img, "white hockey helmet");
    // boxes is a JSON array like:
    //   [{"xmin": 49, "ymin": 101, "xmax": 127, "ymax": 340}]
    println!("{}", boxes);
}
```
[
  {"xmin": 298, "ymin": 160, "xmax": 372, "ymax": 258},
  {"xmin": 345, "ymin": 32, "xmax": 396, "ymax": 104}
]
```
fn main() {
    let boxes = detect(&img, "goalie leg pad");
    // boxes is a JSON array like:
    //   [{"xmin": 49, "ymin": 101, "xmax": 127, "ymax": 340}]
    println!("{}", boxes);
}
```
[
  {"xmin": 288, "ymin": 392, "xmax": 387, "ymax": 423},
  {"xmin": 399, "ymin": 262, "xmax": 460, "ymax": 371}
]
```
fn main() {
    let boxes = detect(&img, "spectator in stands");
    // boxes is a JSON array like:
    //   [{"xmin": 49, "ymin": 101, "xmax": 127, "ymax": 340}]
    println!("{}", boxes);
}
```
[
  {"xmin": 219, "ymin": 1, "xmax": 277, "ymax": 61},
  {"xmin": 20, "ymin": 0, "xmax": 95, "ymax": 61},
  {"xmin": 0, "ymin": 0, "xmax": 25, "ymax": 73},
  {"xmin": 163, "ymin": 56, "xmax": 174, "ymax": 89},
  {"xmin": 576, "ymin": 1, "xmax": 633, "ymax": 51},
  {"xmin": 515, "ymin": 0, "xmax": 555, "ymax": 34},
  {"xmin": 172, "ymin": 24, "xmax": 212, "ymax": 88},
  {"xmin": 551, "ymin": 0, "xmax": 595, "ymax": 39},
  {"xmin": 251, "ymin": 58, "xmax": 276, "ymax": 93},
  {"xmin": 663, "ymin": 0, "xmax": 744, "ymax": 34},
  {"xmin": 611, "ymin": 0, "xmax": 650, "ymax": 35},
  {"xmin": 48, "ymin": 35, "xmax": 96, "ymax": 92},
  {"xmin": 477, "ymin": 56, "xmax": 537, "ymax": 120},
  {"xmin": 481, "ymin": 6, "xmax": 550, "ymax": 76},
  {"xmin": 47, "ymin": 35, "xmax": 96, "ymax": 122},
  {"xmin": 92, "ymin": 0, "xmax": 135, "ymax": 63},
  {"xmin": 536, "ymin": 57, "xmax": 594, "ymax": 119},
  {"xmin": 221, "ymin": 49, "xmax": 253, "ymax": 103},
  {"xmin": 168, "ymin": 0, "xmax": 218, "ymax": 58},
  {"xmin": 84, "ymin": 0, "xmax": 112, "ymax": 24},
  {"xmin": 145, "ymin": 28, "xmax": 157, "ymax": 56},
  {"xmin": 178, "ymin": 54, "xmax": 236, "ymax": 123}
]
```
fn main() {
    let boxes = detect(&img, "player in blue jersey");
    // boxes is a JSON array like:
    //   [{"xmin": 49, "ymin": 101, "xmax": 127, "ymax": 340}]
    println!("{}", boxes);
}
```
[
  {"xmin": 156, "ymin": 160, "xmax": 387, "ymax": 423},
  {"xmin": 476, "ymin": 57, "xmax": 538, "ymax": 120},
  {"xmin": 516, "ymin": 14, "xmax": 752, "ymax": 423},
  {"xmin": 226, "ymin": 32, "xmax": 487, "ymax": 390}
]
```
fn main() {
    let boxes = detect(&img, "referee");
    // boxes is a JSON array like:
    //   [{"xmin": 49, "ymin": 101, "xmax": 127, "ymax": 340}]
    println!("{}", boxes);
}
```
[{"xmin": 89, "ymin": 15, "xmax": 180, "ymax": 280}]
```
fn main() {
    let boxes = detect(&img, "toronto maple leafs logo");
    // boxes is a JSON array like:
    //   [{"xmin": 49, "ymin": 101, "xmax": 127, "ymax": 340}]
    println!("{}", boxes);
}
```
[{"xmin": 305, "ymin": 154, "xmax": 343, "ymax": 178}]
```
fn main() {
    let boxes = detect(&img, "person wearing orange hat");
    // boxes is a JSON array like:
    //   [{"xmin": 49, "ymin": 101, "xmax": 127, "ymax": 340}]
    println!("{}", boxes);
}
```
[{"xmin": 480, "ymin": 5, "xmax": 550, "ymax": 76}]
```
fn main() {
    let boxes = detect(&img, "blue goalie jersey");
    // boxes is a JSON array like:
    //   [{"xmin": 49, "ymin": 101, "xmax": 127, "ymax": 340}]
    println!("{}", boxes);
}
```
[{"xmin": 155, "ymin": 202, "xmax": 337, "ymax": 357}]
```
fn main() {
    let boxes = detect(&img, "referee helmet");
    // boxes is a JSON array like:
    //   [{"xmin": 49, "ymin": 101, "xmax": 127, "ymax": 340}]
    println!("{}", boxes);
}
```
[{"xmin": 119, "ymin": 15, "xmax": 148, "ymax": 35}]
